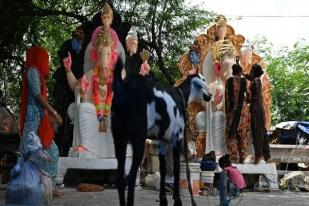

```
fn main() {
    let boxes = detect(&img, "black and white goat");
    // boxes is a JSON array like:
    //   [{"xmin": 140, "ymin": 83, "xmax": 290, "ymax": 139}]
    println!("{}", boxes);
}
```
[{"xmin": 111, "ymin": 59, "xmax": 211, "ymax": 206}]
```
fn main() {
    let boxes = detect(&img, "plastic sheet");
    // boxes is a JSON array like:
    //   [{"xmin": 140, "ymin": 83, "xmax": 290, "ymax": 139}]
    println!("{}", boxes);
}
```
[
  {"xmin": 6, "ymin": 160, "xmax": 44, "ymax": 205},
  {"xmin": 6, "ymin": 131, "xmax": 51, "ymax": 206}
]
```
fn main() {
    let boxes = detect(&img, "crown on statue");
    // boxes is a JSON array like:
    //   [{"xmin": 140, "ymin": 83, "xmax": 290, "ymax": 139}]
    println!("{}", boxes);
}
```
[
  {"xmin": 101, "ymin": 2, "xmax": 113, "ymax": 16},
  {"xmin": 95, "ymin": 27, "xmax": 113, "ymax": 49},
  {"xmin": 215, "ymin": 15, "xmax": 227, "ymax": 27}
]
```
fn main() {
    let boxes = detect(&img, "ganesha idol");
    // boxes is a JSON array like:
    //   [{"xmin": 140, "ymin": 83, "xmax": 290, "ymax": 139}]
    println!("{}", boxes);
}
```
[
  {"xmin": 64, "ymin": 24, "xmax": 131, "ymax": 159},
  {"xmin": 63, "ymin": 3, "xmax": 133, "ymax": 159},
  {"xmin": 176, "ymin": 15, "xmax": 272, "ymax": 156}
]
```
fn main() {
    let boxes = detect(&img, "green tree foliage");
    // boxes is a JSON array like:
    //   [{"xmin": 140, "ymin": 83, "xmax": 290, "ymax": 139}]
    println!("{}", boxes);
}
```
[
  {"xmin": 253, "ymin": 37, "xmax": 309, "ymax": 124},
  {"xmin": 0, "ymin": 0, "xmax": 34, "ymax": 112},
  {"xmin": 267, "ymin": 43, "xmax": 309, "ymax": 124},
  {"xmin": 114, "ymin": 0, "xmax": 212, "ymax": 84},
  {"xmin": 0, "ymin": 0, "xmax": 212, "ymax": 112},
  {"xmin": 0, "ymin": 0, "xmax": 93, "ymax": 112}
]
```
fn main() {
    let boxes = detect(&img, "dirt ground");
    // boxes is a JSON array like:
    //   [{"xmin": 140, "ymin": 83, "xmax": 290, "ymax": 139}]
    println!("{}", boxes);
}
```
[{"xmin": 1, "ymin": 187, "xmax": 309, "ymax": 206}]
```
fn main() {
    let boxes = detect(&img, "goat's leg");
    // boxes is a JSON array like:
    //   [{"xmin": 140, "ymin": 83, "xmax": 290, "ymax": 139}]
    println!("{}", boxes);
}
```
[
  {"xmin": 115, "ymin": 140, "xmax": 127, "ymax": 206},
  {"xmin": 159, "ymin": 153, "xmax": 168, "ymax": 206},
  {"xmin": 173, "ymin": 141, "xmax": 182, "ymax": 206},
  {"xmin": 127, "ymin": 140, "xmax": 145, "ymax": 206}
]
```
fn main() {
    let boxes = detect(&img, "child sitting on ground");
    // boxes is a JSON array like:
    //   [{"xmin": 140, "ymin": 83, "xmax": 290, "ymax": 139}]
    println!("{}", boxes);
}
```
[{"xmin": 219, "ymin": 154, "xmax": 246, "ymax": 196}]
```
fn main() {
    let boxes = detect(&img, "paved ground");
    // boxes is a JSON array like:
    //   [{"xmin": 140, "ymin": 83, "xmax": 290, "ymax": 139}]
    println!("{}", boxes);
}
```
[{"xmin": 1, "ymin": 187, "xmax": 309, "ymax": 206}]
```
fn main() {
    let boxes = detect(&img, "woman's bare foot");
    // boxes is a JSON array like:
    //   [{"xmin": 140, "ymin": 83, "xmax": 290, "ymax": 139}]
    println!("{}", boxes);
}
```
[
  {"xmin": 264, "ymin": 155, "xmax": 271, "ymax": 162},
  {"xmin": 239, "ymin": 157, "xmax": 245, "ymax": 164},
  {"xmin": 243, "ymin": 155, "xmax": 255, "ymax": 164},
  {"xmin": 254, "ymin": 157, "xmax": 262, "ymax": 165},
  {"xmin": 265, "ymin": 158, "xmax": 274, "ymax": 163},
  {"xmin": 53, "ymin": 189, "xmax": 64, "ymax": 197}
]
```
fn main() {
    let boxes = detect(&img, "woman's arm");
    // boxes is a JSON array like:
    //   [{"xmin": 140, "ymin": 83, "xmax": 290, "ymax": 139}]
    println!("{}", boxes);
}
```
[
  {"xmin": 36, "ymin": 95, "xmax": 62, "ymax": 125},
  {"xmin": 27, "ymin": 68, "xmax": 62, "ymax": 125},
  {"xmin": 242, "ymin": 72, "xmax": 253, "ymax": 81}
]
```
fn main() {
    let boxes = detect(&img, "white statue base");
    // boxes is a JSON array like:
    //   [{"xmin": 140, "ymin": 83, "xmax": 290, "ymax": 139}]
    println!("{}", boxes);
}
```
[
  {"xmin": 233, "ymin": 162, "xmax": 279, "ymax": 190},
  {"xmin": 56, "ymin": 156, "xmax": 140, "ymax": 187}
]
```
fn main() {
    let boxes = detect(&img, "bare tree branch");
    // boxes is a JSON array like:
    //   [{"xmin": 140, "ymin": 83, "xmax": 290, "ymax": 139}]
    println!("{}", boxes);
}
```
[
  {"xmin": 130, "ymin": 0, "xmax": 143, "ymax": 21},
  {"xmin": 139, "ymin": 39, "xmax": 174, "ymax": 85},
  {"xmin": 149, "ymin": 0, "xmax": 174, "ymax": 85},
  {"xmin": 151, "ymin": 0, "xmax": 158, "ymax": 45},
  {"xmin": 30, "ymin": 6, "xmax": 88, "ymax": 22},
  {"xmin": 158, "ymin": 0, "xmax": 168, "ymax": 41}
]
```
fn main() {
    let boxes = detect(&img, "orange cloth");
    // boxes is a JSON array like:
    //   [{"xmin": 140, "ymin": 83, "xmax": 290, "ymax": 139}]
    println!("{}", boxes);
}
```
[{"xmin": 20, "ymin": 47, "xmax": 54, "ymax": 148}]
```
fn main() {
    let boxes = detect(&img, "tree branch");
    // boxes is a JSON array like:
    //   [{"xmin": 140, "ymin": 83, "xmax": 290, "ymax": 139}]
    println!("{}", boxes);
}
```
[
  {"xmin": 154, "ymin": 47, "xmax": 174, "ymax": 85},
  {"xmin": 139, "ymin": 39, "xmax": 155, "ymax": 49},
  {"xmin": 30, "ymin": 6, "xmax": 88, "ymax": 22},
  {"xmin": 139, "ymin": 38, "xmax": 174, "ymax": 85},
  {"xmin": 130, "ymin": 0, "xmax": 143, "ymax": 21},
  {"xmin": 0, "ymin": 54, "xmax": 24, "ymax": 63},
  {"xmin": 158, "ymin": 0, "xmax": 168, "ymax": 41},
  {"xmin": 147, "ymin": 0, "xmax": 173, "ymax": 85},
  {"xmin": 151, "ymin": 0, "xmax": 158, "ymax": 45}
]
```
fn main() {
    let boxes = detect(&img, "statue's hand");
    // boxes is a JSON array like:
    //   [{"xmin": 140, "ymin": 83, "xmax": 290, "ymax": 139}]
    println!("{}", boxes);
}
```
[
  {"xmin": 79, "ymin": 75, "xmax": 89, "ymax": 95},
  {"xmin": 214, "ymin": 90, "xmax": 223, "ymax": 104},
  {"xmin": 63, "ymin": 52, "xmax": 72, "ymax": 71},
  {"xmin": 140, "ymin": 61, "xmax": 150, "ymax": 76}
]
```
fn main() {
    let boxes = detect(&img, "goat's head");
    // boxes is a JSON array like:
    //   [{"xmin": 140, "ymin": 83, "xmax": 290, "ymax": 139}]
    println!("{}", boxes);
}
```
[{"xmin": 177, "ymin": 73, "xmax": 212, "ymax": 105}]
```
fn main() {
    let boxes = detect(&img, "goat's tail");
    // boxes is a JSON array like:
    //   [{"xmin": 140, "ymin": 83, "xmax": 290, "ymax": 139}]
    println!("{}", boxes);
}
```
[{"xmin": 183, "ymin": 128, "xmax": 197, "ymax": 206}]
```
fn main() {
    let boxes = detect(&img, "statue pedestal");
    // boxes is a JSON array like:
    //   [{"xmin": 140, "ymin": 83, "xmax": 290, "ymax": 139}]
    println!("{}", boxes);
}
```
[
  {"xmin": 56, "ymin": 156, "xmax": 140, "ymax": 187},
  {"xmin": 233, "ymin": 163, "xmax": 279, "ymax": 190}
]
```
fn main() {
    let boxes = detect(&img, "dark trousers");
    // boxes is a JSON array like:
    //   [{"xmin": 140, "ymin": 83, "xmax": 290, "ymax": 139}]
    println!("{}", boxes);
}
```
[{"xmin": 252, "ymin": 132, "xmax": 271, "ymax": 160}]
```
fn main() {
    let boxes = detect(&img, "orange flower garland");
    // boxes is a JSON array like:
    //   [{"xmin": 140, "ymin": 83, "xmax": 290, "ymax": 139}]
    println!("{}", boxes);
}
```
[{"xmin": 92, "ymin": 64, "xmax": 114, "ymax": 122}]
